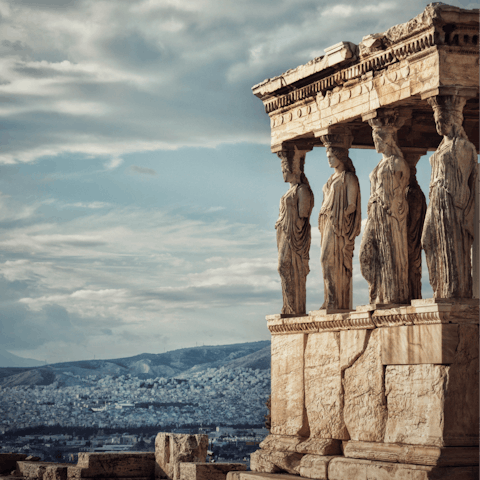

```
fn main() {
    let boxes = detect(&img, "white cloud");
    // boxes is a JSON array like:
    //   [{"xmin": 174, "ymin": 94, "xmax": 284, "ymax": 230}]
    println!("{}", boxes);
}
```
[
  {"xmin": 66, "ymin": 202, "xmax": 112, "ymax": 209},
  {"xmin": 0, "ymin": 0, "xmax": 442, "ymax": 164},
  {"xmin": 105, "ymin": 157, "xmax": 123, "ymax": 170}
]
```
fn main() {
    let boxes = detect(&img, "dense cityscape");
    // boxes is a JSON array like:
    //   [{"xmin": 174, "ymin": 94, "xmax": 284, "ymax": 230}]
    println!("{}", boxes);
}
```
[{"xmin": 0, "ymin": 366, "xmax": 270, "ymax": 463}]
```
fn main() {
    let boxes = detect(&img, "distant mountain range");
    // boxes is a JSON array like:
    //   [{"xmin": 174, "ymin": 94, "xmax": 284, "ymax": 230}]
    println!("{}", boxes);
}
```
[
  {"xmin": 0, "ymin": 349, "xmax": 44, "ymax": 368},
  {"xmin": 0, "ymin": 340, "xmax": 271, "ymax": 387}
]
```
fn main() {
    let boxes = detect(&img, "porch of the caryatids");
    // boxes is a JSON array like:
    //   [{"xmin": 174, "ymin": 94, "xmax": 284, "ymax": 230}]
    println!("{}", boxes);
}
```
[
  {"xmin": 422, "ymin": 94, "xmax": 478, "ymax": 299},
  {"xmin": 275, "ymin": 144, "xmax": 315, "ymax": 316},
  {"xmin": 318, "ymin": 126, "xmax": 361, "ymax": 311},
  {"xmin": 401, "ymin": 147, "xmax": 427, "ymax": 302},
  {"xmin": 359, "ymin": 109, "xmax": 410, "ymax": 305}
]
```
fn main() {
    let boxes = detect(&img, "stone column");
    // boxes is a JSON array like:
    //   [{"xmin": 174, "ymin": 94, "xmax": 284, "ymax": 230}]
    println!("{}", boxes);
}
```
[
  {"xmin": 318, "ymin": 126, "xmax": 361, "ymax": 311},
  {"xmin": 359, "ymin": 109, "xmax": 410, "ymax": 305},
  {"xmin": 275, "ymin": 144, "xmax": 314, "ymax": 316},
  {"xmin": 401, "ymin": 148, "xmax": 427, "ymax": 302},
  {"xmin": 422, "ymin": 94, "xmax": 478, "ymax": 299},
  {"xmin": 473, "ymin": 163, "xmax": 479, "ymax": 299}
]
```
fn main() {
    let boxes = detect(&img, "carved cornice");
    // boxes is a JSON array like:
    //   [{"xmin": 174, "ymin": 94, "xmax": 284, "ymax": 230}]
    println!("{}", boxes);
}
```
[
  {"xmin": 264, "ymin": 30, "xmax": 438, "ymax": 115},
  {"xmin": 263, "ymin": 24, "xmax": 479, "ymax": 116},
  {"xmin": 267, "ymin": 300, "xmax": 479, "ymax": 335}
]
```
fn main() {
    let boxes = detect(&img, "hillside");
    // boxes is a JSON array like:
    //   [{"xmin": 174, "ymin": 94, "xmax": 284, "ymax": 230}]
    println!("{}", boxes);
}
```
[
  {"xmin": 0, "ymin": 340, "xmax": 270, "ymax": 387},
  {"xmin": 0, "ymin": 349, "xmax": 44, "ymax": 368}
]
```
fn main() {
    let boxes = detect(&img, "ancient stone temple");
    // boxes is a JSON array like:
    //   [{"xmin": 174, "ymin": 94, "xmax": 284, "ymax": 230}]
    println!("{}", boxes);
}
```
[{"xmin": 249, "ymin": 4, "xmax": 479, "ymax": 480}]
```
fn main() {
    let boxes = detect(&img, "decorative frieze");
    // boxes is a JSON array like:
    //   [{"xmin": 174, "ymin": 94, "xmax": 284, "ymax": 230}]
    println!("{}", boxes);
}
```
[{"xmin": 267, "ymin": 300, "xmax": 478, "ymax": 334}]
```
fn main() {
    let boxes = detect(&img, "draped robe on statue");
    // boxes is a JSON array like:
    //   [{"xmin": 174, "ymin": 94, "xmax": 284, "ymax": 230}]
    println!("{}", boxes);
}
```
[
  {"xmin": 276, "ymin": 183, "xmax": 313, "ymax": 315},
  {"xmin": 421, "ymin": 136, "xmax": 477, "ymax": 298},
  {"xmin": 319, "ymin": 171, "xmax": 361, "ymax": 309},
  {"xmin": 360, "ymin": 155, "xmax": 410, "ymax": 304}
]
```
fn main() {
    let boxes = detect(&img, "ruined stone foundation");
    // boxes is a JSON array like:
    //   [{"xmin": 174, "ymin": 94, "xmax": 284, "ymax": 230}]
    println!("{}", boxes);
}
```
[{"xmin": 249, "ymin": 299, "xmax": 479, "ymax": 480}]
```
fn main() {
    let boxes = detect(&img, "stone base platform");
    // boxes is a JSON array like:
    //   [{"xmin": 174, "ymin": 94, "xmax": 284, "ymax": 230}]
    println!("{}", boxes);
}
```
[{"xmin": 231, "ymin": 460, "xmax": 479, "ymax": 480}]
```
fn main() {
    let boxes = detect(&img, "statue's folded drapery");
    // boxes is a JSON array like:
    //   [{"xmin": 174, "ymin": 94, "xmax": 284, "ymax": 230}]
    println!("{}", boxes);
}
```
[{"xmin": 319, "ymin": 171, "xmax": 361, "ymax": 309}]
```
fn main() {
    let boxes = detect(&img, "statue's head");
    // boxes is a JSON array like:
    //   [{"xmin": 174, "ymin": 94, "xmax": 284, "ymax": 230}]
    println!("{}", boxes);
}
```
[
  {"xmin": 371, "ymin": 126, "xmax": 397, "ymax": 154},
  {"xmin": 368, "ymin": 110, "xmax": 404, "ymax": 155},
  {"xmin": 427, "ymin": 95, "xmax": 466, "ymax": 137},
  {"xmin": 278, "ymin": 146, "xmax": 306, "ymax": 183},
  {"xmin": 325, "ymin": 145, "xmax": 356, "ymax": 173}
]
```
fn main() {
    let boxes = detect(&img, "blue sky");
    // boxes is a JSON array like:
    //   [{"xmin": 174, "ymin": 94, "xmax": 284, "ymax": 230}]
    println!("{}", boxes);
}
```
[{"xmin": 0, "ymin": 0, "xmax": 477, "ymax": 362}]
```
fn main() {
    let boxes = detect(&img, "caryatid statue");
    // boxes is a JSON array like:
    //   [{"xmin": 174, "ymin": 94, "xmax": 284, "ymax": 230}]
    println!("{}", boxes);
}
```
[
  {"xmin": 422, "ymin": 95, "xmax": 477, "ymax": 299},
  {"xmin": 275, "ymin": 146, "xmax": 314, "ymax": 315},
  {"xmin": 359, "ymin": 111, "xmax": 410, "ymax": 304},
  {"xmin": 403, "ymin": 149, "xmax": 427, "ymax": 301},
  {"xmin": 318, "ymin": 129, "xmax": 361, "ymax": 310}
]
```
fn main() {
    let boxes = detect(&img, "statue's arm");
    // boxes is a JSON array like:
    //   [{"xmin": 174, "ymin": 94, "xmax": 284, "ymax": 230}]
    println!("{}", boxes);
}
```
[
  {"xmin": 394, "ymin": 156, "xmax": 410, "ymax": 191},
  {"xmin": 297, "ymin": 185, "xmax": 312, "ymax": 218},
  {"xmin": 345, "ymin": 174, "xmax": 359, "ymax": 215}
]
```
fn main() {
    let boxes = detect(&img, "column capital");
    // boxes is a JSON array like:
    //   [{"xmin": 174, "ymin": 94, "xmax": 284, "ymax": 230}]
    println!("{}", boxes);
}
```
[
  {"xmin": 316, "ymin": 125, "xmax": 353, "ymax": 150},
  {"xmin": 271, "ymin": 141, "xmax": 314, "ymax": 154},
  {"xmin": 421, "ymin": 85, "xmax": 478, "ymax": 101},
  {"xmin": 363, "ymin": 108, "xmax": 405, "ymax": 131}
]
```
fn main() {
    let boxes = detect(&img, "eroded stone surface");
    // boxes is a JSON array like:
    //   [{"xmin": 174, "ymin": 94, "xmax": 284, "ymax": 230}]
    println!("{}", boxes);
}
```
[
  {"xmin": 271, "ymin": 334, "xmax": 308, "ymax": 436},
  {"xmin": 43, "ymin": 465, "xmax": 68, "ymax": 480},
  {"xmin": 329, "ymin": 457, "xmax": 479, "ymax": 480},
  {"xmin": 343, "ymin": 441, "xmax": 479, "ymax": 466},
  {"xmin": 16, "ymin": 462, "xmax": 47, "ymax": 480},
  {"xmin": 155, "ymin": 434, "xmax": 207, "ymax": 480},
  {"xmin": 343, "ymin": 328, "xmax": 387, "ymax": 442},
  {"xmin": 444, "ymin": 324, "xmax": 479, "ymax": 446},
  {"xmin": 381, "ymin": 324, "xmax": 459, "ymax": 365},
  {"xmin": 179, "ymin": 463, "xmax": 246, "ymax": 480},
  {"xmin": 296, "ymin": 438, "xmax": 341, "ymax": 455},
  {"xmin": 298, "ymin": 455, "xmax": 337, "ymax": 480},
  {"xmin": 304, "ymin": 332, "xmax": 348, "ymax": 439},
  {"xmin": 250, "ymin": 450, "xmax": 302, "ymax": 475},
  {"xmin": 259, "ymin": 435, "xmax": 303, "ymax": 453},
  {"xmin": 384, "ymin": 324, "xmax": 479, "ymax": 447},
  {"xmin": 227, "ymin": 472, "xmax": 309, "ymax": 480},
  {"xmin": 75, "ymin": 452, "xmax": 155, "ymax": 478},
  {"xmin": 258, "ymin": 435, "xmax": 341, "ymax": 455},
  {"xmin": 340, "ymin": 329, "xmax": 369, "ymax": 370},
  {"xmin": 385, "ymin": 364, "xmax": 448, "ymax": 446}
]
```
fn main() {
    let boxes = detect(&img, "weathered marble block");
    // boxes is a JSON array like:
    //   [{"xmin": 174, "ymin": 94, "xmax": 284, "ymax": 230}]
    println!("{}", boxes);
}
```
[
  {"xmin": 155, "ymin": 433, "xmax": 207, "ymax": 480},
  {"xmin": 17, "ymin": 462, "xmax": 49, "ymax": 480},
  {"xmin": 179, "ymin": 463, "xmax": 246, "ymax": 480},
  {"xmin": 381, "ymin": 324, "xmax": 458, "ymax": 364},
  {"xmin": 250, "ymin": 449, "xmax": 302, "ymax": 475},
  {"xmin": 384, "ymin": 325, "xmax": 479, "ymax": 447},
  {"xmin": 343, "ymin": 440, "xmax": 479, "ymax": 467},
  {"xmin": 339, "ymin": 329, "xmax": 369, "ymax": 370},
  {"xmin": 259, "ymin": 434, "xmax": 341, "ymax": 455},
  {"xmin": 271, "ymin": 334, "xmax": 308, "ymax": 436},
  {"xmin": 298, "ymin": 454, "xmax": 338, "ymax": 480},
  {"xmin": 304, "ymin": 332, "xmax": 348, "ymax": 439},
  {"xmin": 328, "ymin": 457, "xmax": 479, "ymax": 480},
  {"xmin": 70, "ymin": 453, "xmax": 155, "ymax": 479},
  {"xmin": 343, "ymin": 328, "xmax": 387, "ymax": 442},
  {"xmin": 227, "ymin": 472, "xmax": 308, "ymax": 480}
]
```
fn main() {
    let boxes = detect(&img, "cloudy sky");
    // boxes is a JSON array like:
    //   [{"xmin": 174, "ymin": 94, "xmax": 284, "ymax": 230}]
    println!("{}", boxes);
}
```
[{"xmin": 0, "ymin": 0, "xmax": 477, "ymax": 363}]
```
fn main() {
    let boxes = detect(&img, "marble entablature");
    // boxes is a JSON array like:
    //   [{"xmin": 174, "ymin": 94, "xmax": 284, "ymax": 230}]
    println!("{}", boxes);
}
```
[{"xmin": 252, "ymin": 3, "xmax": 479, "ymax": 154}]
